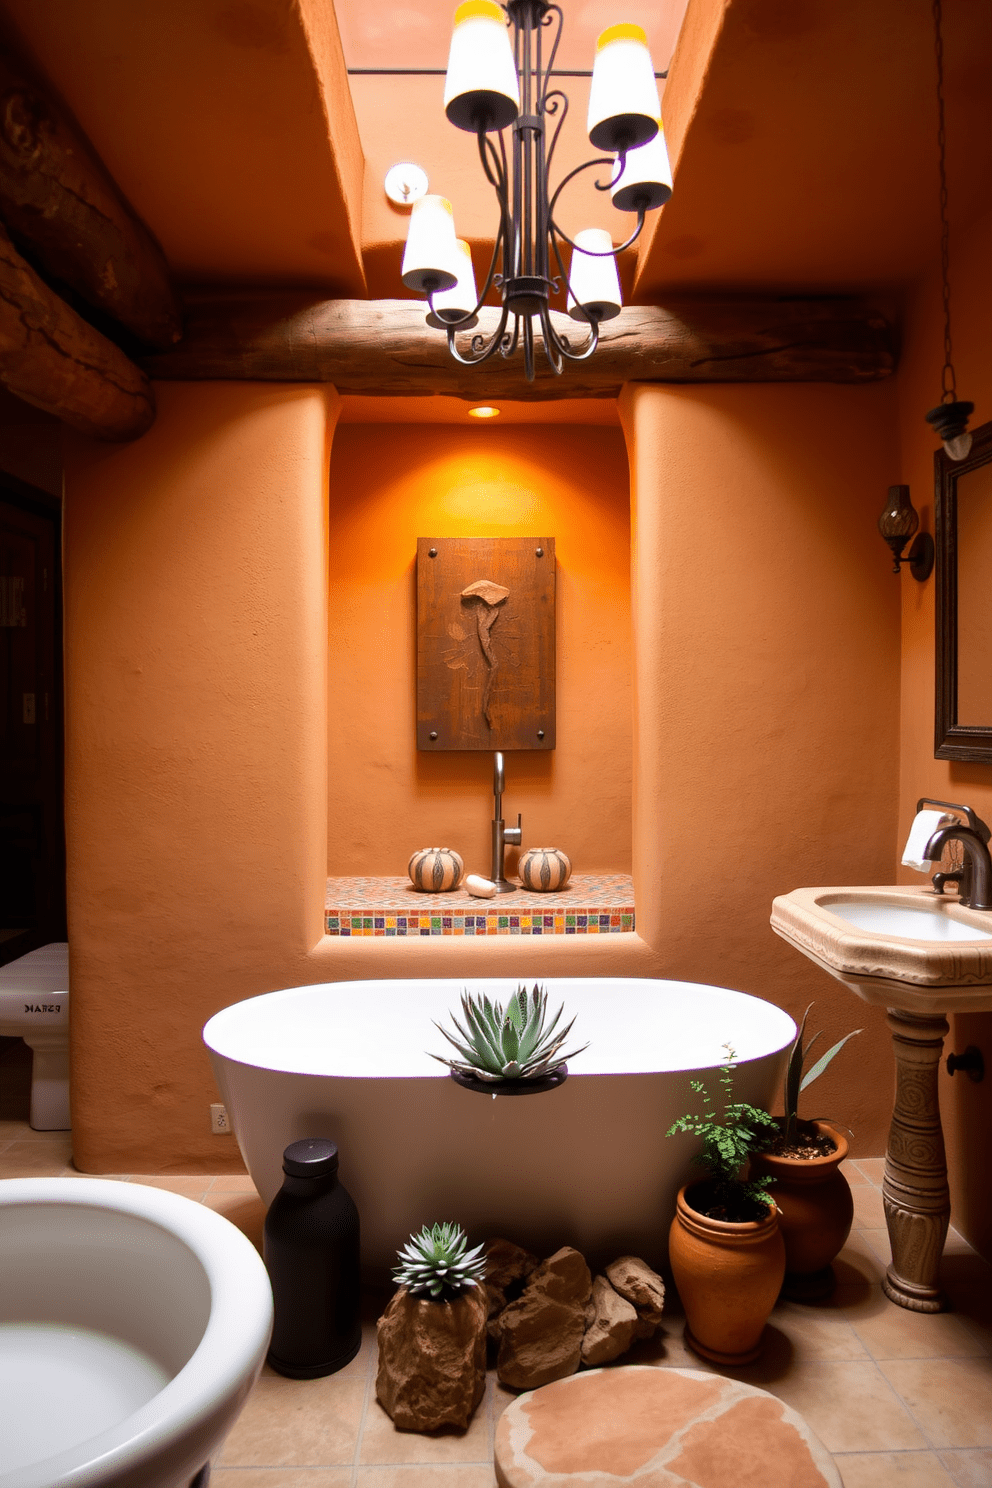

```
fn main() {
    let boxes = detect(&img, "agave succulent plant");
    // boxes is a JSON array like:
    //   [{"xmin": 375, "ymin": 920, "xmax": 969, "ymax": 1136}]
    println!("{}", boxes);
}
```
[
  {"xmin": 429, "ymin": 983, "xmax": 588, "ymax": 1082},
  {"xmin": 392, "ymin": 1222, "xmax": 487, "ymax": 1299}
]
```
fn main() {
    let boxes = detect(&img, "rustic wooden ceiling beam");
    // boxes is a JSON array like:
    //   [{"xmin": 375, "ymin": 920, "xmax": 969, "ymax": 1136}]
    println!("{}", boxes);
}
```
[
  {"xmin": 141, "ymin": 294, "xmax": 894, "ymax": 399},
  {"xmin": 0, "ymin": 221, "xmax": 154, "ymax": 441},
  {"xmin": 0, "ymin": 38, "xmax": 182, "ymax": 350}
]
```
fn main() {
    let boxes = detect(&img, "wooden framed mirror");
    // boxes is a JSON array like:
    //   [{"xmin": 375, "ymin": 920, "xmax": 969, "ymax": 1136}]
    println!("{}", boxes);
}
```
[{"xmin": 935, "ymin": 416, "xmax": 992, "ymax": 760}]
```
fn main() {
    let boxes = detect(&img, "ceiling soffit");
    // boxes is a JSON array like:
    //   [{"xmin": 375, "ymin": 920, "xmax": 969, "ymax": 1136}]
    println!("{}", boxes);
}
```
[
  {"xmin": 0, "ymin": 0, "xmax": 367, "ymax": 293},
  {"xmin": 635, "ymin": 0, "xmax": 992, "ymax": 299}
]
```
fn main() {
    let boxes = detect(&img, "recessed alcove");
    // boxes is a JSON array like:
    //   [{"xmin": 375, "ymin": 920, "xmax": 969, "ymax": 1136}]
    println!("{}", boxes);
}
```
[{"xmin": 326, "ymin": 400, "xmax": 633, "ymax": 936}]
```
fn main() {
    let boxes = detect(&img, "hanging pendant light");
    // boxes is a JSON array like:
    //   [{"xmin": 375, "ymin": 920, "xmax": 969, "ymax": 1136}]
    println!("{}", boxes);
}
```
[
  {"xmin": 924, "ymin": 0, "xmax": 973, "ymax": 462},
  {"xmin": 401, "ymin": 1, "xmax": 671, "ymax": 383}
]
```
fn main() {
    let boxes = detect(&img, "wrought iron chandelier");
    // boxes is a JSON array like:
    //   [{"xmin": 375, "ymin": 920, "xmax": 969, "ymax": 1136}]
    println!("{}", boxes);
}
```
[{"xmin": 400, "ymin": 0, "xmax": 672, "ymax": 382}]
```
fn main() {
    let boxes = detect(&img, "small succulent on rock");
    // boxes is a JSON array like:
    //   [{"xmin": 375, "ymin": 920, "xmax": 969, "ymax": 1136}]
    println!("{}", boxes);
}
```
[
  {"xmin": 392, "ymin": 1222, "xmax": 487, "ymax": 1299},
  {"xmin": 429, "ymin": 983, "xmax": 589, "ymax": 1082}
]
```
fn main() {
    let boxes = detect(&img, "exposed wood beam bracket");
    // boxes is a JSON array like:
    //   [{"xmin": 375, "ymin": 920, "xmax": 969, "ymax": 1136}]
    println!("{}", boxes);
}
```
[
  {"xmin": 0, "ymin": 39, "xmax": 182, "ymax": 350},
  {"xmin": 142, "ymin": 295, "xmax": 894, "ymax": 399},
  {"xmin": 0, "ymin": 221, "xmax": 154, "ymax": 441}
]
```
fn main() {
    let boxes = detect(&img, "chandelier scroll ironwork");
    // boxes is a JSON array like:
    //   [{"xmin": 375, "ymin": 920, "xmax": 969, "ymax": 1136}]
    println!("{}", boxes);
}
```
[{"xmin": 401, "ymin": 1, "xmax": 672, "ymax": 383}]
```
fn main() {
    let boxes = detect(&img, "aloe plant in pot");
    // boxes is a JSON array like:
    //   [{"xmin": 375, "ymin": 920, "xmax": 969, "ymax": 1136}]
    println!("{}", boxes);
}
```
[
  {"xmin": 751, "ymin": 1004, "xmax": 862, "ymax": 1299},
  {"xmin": 376, "ymin": 1222, "xmax": 489, "ymax": 1432},
  {"xmin": 428, "ymin": 983, "xmax": 588, "ymax": 1093},
  {"xmin": 666, "ymin": 1048, "xmax": 785, "ymax": 1365}
]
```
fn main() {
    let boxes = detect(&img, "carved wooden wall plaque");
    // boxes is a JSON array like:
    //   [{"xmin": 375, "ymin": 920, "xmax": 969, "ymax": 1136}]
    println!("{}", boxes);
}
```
[{"xmin": 417, "ymin": 537, "xmax": 555, "ymax": 751}]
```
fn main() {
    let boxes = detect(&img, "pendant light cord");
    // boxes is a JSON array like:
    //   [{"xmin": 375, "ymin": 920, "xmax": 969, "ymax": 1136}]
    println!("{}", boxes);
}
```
[{"xmin": 933, "ymin": 0, "xmax": 956, "ymax": 404}]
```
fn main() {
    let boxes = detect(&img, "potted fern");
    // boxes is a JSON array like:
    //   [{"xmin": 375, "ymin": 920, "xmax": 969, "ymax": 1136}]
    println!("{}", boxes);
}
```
[
  {"xmin": 429, "ymin": 983, "xmax": 588, "ymax": 1093},
  {"xmin": 376, "ymin": 1221, "xmax": 488, "ymax": 1432},
  {"xmin": 666, "ymin": 1048, "xmax": 785, "ymax": 1364},
  {"xmin": 750, "ymin": 1004, "xmax": 862, "ymax": 1299}
]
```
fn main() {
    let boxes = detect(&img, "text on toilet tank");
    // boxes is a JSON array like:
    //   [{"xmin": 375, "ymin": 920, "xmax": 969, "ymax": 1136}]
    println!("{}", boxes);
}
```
[{"xmin": 24, "ymin": 1003, "xmax": 61, "ymax": 1013}]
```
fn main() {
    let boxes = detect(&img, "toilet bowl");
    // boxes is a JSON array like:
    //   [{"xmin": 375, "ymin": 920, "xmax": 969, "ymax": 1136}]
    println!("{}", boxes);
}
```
[
  {"xmin": 0, "ymin": 943, "xmax": 69, "ymax": 1129},
  {"xmin": 0, "ymin": 1176, "xmax": 273, "ymax": 1487}
]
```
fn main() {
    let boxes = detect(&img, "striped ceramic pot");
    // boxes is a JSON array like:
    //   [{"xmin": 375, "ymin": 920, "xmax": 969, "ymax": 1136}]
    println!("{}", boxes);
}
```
[
  {"xmin": 518, "ymin": 847, "xmax": 571, "ymax": 892},
  {"xmin": 408, "ymin": 847, "xmax": 464, "ymax": 893}
]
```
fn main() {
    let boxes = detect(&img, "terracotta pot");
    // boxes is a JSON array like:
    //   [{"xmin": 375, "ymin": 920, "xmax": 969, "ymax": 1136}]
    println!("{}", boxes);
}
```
[
  {"xmin": 750, "ymin": 1120, "xmax": 854, "ymax": 1300},
  {"xmin": 668, "ymin": 1184, "xmax": 786, "ymax": 1365}
]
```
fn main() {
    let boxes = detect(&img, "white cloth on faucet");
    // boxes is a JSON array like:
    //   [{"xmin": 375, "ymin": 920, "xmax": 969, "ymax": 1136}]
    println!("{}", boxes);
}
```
[{"xmin": 902, "ymin": 810, "xmax": 954, "ymax": 872}]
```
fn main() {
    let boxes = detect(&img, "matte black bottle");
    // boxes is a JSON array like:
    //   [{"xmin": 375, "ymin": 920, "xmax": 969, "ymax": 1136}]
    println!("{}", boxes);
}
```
[{"xmin": 263, "ymin": 1138, "xmax": 362, "ymax": 1378}]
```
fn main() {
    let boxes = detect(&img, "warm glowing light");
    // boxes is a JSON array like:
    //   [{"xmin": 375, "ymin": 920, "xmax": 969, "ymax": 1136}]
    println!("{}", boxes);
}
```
[
  {"xmin": 429, "ymin": 239, "xmax": 479, "ymax": 327},
  {"xmin": 401, "ymin": 195, "xmax": 459, "ymax": 294},
  {"xmin": 611, "ymin": 131, "xmax": 672, "ymax": 212},
  {"xmin": 567, "ymin": 229, "xmax": 622, "ymax": 322},
  {"xmin": 468, "ymin": 406, "xmax": 500, "ymax": 419},
  {"xmin": 445, "ymin": 0, "xmax": 520, "ymax": 133},
  {"xmin": 588, "ymin": 23, "xmax": 661, "ymax": 152}
]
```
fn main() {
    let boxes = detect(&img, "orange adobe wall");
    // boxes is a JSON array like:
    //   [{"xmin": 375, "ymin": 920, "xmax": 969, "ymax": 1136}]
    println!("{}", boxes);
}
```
[
  {"xmin": 620, "ymin": 379, "xmax": 902, "ymax": 1155},
  {"xmin": 325, "ymin": 423, "xmax": 632, "ymax": 879},
  {"xmin": 60, "ymin": 374, "xmax": 906, "ymax": 1175},
  {"xmin": 896, "ymin": 203, "xmax": 992, "ymax": 1257},
  {"xmin": 62, "ymin": 383, "xmax": 337, "ymax": 1173}
]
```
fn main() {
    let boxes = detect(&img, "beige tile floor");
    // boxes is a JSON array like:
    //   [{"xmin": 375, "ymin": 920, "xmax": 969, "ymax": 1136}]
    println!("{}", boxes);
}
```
[{"xmin": 2, "ymin": 1103, "xmax": 990, "ymax": 1485}]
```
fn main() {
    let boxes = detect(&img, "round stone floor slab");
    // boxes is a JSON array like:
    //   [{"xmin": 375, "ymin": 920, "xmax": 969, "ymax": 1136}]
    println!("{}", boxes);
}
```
[{"xmin": 494, "ymin": 1364, "xmax": 841, "ymax": 1488}]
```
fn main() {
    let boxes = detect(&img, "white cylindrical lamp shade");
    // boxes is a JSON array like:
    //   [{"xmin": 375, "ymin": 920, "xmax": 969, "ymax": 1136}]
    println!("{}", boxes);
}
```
[
  {"xmin": 401, "ymin": 196, "xmax": 459, "ymax": 294},
  {"xmin": 588, "ymin": 23, "xmax": 661, "ymax": 152},
  {"xmin": 444, "ymin": 0, "xmax": 519, "ymax": 133},
  {"xmin": 427, "ymin": 239, "xmax": 479, "ymax": 328},
  {"xmin": 567, "ymin": 228, "xmax": 622, "ymax": 322},
  {"xmin": 611, "ymin": 130, "xmax": 673, "ymax": 211}
]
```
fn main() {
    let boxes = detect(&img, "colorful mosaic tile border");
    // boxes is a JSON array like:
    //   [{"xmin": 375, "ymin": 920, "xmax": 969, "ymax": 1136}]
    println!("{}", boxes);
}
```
[{"xmin": 325, "ymin": 873, "xmax": 635, "ymax": 936}]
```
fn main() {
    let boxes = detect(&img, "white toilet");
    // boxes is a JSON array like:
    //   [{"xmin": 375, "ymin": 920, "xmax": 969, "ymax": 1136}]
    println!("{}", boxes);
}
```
[{"xmin": 0, "ymin": 943, "xmax": 69, "ymax": 1130}]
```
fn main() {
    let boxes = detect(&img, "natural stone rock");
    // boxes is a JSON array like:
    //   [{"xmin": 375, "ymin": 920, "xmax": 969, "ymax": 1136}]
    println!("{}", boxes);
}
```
[
  {"xmin": 605, "ymin": 1255, "xmax": 666, "ymax": 1339},
  {"xmin": 496, "ymin": 1289, "xmax": 587, "ymax": 1389},
  {"xmin": 495, "ymin": 1246, "xmax": 592, "ymax": 1389},
  {"xmin": 581, "ymin": 1274, "xmax": 639, "ymax": 1366},
  {"xmin": 485, "ymin": 1237, "xmax": 539, "ymax": 1293},
  {"xmin": 527, "ymin": 1246, "xmax": 592, "ymax": 1306},
  {"xmin": 375, "ymin": 1285, "xmax": 488, "ymax": 1431}
]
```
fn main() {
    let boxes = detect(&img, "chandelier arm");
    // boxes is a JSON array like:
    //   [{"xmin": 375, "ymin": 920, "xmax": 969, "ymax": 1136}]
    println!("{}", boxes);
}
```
[
  {"xmin": 537, "ymin": 6, "xmax": 565, "ymax": 114},
  {"xmin": 445, "ymin": 304, "xmax": 511, "ymax": 366},
  {"xmin": 549, "ymin": 204, "xmax": 647, "ymax": 257},
  {"xmin": 546, "ymin": 225, "xmax": 601, "ymax": 362},
  {"xmin": 503, "ymin": 312, "xmax": 522, "ymax": 357},
  {"xmin": 542, "ymin": 90, "xmax": 570, "ymax": 184},
  {"xmin": 434, "ymin": 135, "xmax": 510, "ymax": 332},
  {"xmin": 549, "ymin": 222, "xmax": 593, "ymax": 330},
  {"xmin": 523, "ymin": 314, "xmax": 536, "ymax": 383},
  {"xmin": 546, "ymin": 154, "xmax": 623, "ymax": 231},
  {"xmin": 537, "ymin": 305, "xmax": 566, "ymax": 375}
]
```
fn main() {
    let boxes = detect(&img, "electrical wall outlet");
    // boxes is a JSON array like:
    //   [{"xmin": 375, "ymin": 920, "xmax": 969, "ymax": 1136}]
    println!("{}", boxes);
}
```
[{"xmin": 210, "ymin": 1103, "xmax": 231, "ymax": 1134}]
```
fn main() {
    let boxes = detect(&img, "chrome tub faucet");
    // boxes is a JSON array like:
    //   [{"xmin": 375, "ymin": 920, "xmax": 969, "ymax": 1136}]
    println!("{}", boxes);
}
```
[{"xmin": 490, "ymin": 752, "xmax": 522, "ymax": 894}]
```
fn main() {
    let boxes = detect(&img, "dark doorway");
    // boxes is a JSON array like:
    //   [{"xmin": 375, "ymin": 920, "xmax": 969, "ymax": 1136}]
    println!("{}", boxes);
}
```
[{"xmin": 0, "ymin": 474, "xmax": 65, "ymax": 967}]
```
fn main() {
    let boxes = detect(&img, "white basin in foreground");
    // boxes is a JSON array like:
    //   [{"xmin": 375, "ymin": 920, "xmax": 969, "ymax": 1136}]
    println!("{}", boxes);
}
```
[
  {"xmin": 771, "ymin": 885, "xmax": 992, "ymax": 1011},
  {"xmin": 0, "ymin": 1178, "xmax": 273, "ymax": 1488}
]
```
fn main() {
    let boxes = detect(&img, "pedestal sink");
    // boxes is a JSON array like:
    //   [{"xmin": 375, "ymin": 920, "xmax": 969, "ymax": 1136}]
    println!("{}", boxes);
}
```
[{"xmin": 771, "ymin": 884, "xmax": 992, "ymax": 1313}]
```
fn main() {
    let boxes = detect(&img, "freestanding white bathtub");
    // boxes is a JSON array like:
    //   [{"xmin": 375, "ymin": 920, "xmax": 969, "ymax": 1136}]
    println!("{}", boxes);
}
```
[{"xmin": 204, "ymin": 978, "xmax": 796, "ymax": 1274}]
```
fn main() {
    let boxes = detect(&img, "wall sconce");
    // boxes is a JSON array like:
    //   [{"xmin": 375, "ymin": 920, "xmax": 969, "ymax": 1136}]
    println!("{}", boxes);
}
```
[{"xmin": 878, "ymin": 485, "xmax": 934, "ymax": 580}]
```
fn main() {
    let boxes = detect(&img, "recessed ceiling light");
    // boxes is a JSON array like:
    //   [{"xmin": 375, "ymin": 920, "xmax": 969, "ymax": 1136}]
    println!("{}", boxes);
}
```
[
  {"xmin": 384, "ymin": 163, "xmax": 429, "ymax": 206},
  {"xmin": 468, "ymin": 406, "xmax": 500, "ymax": 419}
]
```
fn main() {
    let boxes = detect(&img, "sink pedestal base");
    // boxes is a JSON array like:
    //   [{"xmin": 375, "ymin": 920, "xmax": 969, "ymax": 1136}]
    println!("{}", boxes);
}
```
[{"xmin": 881, "ymin": 1009, "xmax": 950, "ymax": 1313}]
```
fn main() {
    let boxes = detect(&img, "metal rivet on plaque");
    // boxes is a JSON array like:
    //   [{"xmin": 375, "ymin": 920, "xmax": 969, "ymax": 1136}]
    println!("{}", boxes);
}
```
[
  {"xmin": 429, "ymin": 731, "xmax": 438, "ymax": 740},
  {"xmin": 535, "ymin": 547, "xmax": 544, "ymax": 557},
  {"xmin": 428, "ymin": 548, "xmax": 438, "ymax": 557},
  {"xmin": 537, "ymin": 729, "xmax": 545, "ymax": 739}
]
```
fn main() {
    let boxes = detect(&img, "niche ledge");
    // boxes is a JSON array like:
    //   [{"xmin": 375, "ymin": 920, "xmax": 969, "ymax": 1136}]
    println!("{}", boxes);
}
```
[{"xmin": 325, "ymin": 874, "xmax": 634, "ymax": 937}]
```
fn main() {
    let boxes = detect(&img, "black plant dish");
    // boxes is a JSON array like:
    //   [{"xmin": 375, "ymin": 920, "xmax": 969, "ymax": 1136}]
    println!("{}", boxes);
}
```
[{"xmin": 449, "ymin": 1064, "xmax": 568, "ymax": 1096}]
